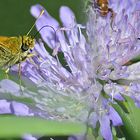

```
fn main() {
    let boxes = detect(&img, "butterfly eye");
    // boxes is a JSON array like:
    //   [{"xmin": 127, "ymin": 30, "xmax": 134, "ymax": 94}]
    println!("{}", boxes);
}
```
[{"xmin": 21, "ymin": 44, "xmax": 29, "ymax": 52}]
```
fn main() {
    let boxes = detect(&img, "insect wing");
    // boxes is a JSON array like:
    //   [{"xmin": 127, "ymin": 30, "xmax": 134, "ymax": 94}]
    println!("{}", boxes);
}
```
[
  {"xmin": 0, "ymin": 36, "xmax": 21, "ymax": 54},
  {"xmin": 0, "ymin": 36, "xmax": 22, "ymax": 68}
]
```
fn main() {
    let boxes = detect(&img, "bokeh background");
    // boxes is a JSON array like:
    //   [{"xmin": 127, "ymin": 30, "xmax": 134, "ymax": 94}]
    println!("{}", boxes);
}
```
[{"xmin": 0, "ymin": 0, "xmax": 85, "ymax": 36}]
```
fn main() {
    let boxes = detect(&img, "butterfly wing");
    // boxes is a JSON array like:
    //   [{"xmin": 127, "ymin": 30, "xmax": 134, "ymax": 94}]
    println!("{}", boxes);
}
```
[
  {"xmin": 0, "ymin": 36, "xmax": 22, "ymax": 68},
  {"xmin": 0, "ymin": 36, "xmax": 22, "ymax": 53}
]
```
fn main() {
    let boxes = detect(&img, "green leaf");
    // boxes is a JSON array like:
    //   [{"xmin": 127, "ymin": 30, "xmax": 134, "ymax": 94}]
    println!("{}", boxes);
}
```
[
  {"xmin": 113, "ymin": 96, "xmax": 140, "ymax": 139},
  {"xmin": 0, "ymin": 116, "xmax": 86, "ymax": 138}
]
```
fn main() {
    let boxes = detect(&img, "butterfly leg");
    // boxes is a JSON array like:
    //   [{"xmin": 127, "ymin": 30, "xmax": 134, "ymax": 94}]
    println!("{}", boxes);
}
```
[
  {"xmin": 4, "ymin": 68, "xmax": 10, "ymax": 79},
  {"xmin": 18, "ymin": 62, "xmax": 24, "ymax": 95},
  {"xmin": 27, "ymin": 53, "xmax": 40, "ymax": 68}
]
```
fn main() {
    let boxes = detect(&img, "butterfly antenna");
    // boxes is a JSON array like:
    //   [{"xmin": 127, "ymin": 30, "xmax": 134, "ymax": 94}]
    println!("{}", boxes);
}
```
[
  {"xmin": 26, "ymin": 10, "xmax": 44, "ymax": 36},
  {"xmin": 33, "ymin": 25, "xmax": 57, "ymax": 39},
  {"xmin": 34, "ymin": 24, "xmax": 72, "ymax": 67}
]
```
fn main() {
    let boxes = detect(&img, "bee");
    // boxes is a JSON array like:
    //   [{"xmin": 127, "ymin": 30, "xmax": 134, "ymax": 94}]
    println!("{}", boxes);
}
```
[{"xmin": 94, "ymin": 0, "xmax": 115, "ymax": 30}]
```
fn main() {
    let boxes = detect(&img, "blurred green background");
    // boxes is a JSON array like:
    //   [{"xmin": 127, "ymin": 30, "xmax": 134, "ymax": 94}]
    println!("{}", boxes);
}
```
[{"xmin": 0, "ymin": 0, "xmax": 85, "ymax": 36}]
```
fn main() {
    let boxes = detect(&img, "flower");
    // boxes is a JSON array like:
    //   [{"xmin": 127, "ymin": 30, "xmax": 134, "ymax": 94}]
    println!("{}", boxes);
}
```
[{"xmin": 1, "ymin": 0, "xmax": 140, "ymax": 140}]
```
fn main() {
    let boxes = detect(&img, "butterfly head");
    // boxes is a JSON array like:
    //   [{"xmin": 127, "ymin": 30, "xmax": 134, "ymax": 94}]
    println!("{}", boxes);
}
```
[{"xmin": 21, "ymin": 36, "xmax": 35, "ymax": 52}]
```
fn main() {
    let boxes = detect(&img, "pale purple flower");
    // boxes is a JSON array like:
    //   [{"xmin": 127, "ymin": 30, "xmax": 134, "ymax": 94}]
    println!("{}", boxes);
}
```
[
  {"xmin": 0, "ymin": 0, "xmax": 140, "ymax": 140},
  {"xmin": 22, "ymin": 134, "xmax": 37, "ymax": 140},
  {"xmin": 0, "ymin": 98, "xmax": 33, "ymax": 117}
]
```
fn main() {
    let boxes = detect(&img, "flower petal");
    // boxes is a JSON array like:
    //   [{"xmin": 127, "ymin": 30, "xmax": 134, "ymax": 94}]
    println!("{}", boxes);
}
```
[
  {"xmin": 10, "ymin": 101, "xmax": 33, "ymax": 116},
  {"xmin": 99, "ymin": 116, "xmax": 113, "ymax": 140},
  {"xmin": 109, "ymin": 107, "xmax": 123, "ymax": 126},
  {"xmin": 59, "ymin": 6, "xmax": 76, "ymax": 28},
  {"xmin": 22, "ymin": 134, "xmax": 37, "ymax": 140},
  {"xmin": 30, "ymin": 4, "xmax": 60, "ymax": 49},
  {"xmin": 0, "ymin": 100, "xmax": 11, "ymax": 114},
  {"xmin": 0, "ymin": 79, "xmax": 20, "ymax": 95}
]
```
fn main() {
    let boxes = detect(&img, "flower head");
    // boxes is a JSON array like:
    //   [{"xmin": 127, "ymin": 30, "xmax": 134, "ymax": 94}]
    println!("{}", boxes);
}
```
[{"xmin": 1, "ymin": 0, "xmax": 140, "ymax": 140}]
